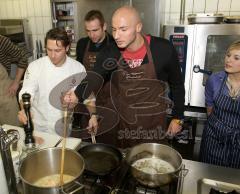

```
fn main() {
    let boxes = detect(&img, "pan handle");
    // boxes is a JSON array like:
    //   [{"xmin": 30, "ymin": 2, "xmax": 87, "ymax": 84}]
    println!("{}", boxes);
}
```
[
  {"xmin": 173, "ymin": 167, "xmax": 188, "ymax": 178},
  {"xmin": 60, "ymin": 181, "xmax": 84, "ymax": 194}
]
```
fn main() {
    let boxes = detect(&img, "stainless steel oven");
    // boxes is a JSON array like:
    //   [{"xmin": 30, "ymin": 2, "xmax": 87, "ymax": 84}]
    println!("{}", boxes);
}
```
[{"xmin": 163, "ymin": 24, "xmax": 240, "ymax": 112}]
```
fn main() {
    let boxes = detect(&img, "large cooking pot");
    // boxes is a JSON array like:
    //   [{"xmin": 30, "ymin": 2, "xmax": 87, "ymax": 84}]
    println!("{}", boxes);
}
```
[
  {"xmin": 19, "ymin": 147, "xmax": 85, "ymax": 194},
  {"xmin": 78, "ymin": 143, "xmax": 122, "ymax": 176},
  {"xmin": 126, "ymin": 143, "xmax": 184, "ymax": 188},
  {"xmin": 188, "ymin": 13, "xmax": 224, "ymax": 24}
]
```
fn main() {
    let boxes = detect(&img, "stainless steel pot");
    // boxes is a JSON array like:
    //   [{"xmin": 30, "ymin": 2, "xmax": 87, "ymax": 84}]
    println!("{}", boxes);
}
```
[
  {"xmin": 188, "ymin": 13, "xmax": 224, "ymax": 24},
  {"xmin": 126, "ymin": 143, "xmax": 183, "ymax": 188},
  {"xmin": 19, "ymin": 147, "xmax": 85, "ymax": 194}
]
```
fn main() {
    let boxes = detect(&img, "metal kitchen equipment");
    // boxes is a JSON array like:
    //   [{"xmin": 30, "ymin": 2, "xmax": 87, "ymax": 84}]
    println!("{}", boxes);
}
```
[
  {"xmin": 19, "ymin": 147, "xmax": 85, "ymax": 194},
  {"xmin": 0, "ymin": 19, "xmax": 32, "ymax": 56},
  {"xmin": 76, "ymin": 155, "xmax": 185, "ymax": 194},
  {"xmin": 0, "ymin": 126, "xmax": 19, "ymax": 194},
  {"xmin": 126, "ymin": 143, "xmax": 184, "ymax": 188},
  {"xmin": 78, "ymin": 143, "xmax": 122, "ymax": 176},
  {"xmin": 224, "ymin": 16, "xmax": 240, "ymax": 23},
  {"xmin": 187, "ymin": 13, "xmax": 224, "ymax": 24},
  {"xmin": 163, "ymin": 24, "xmax": 240, "ymax": 115}
]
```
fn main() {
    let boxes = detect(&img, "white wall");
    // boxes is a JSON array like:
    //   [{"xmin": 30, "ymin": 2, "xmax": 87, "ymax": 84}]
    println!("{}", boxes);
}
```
[
  {"xmin": 163, "ymin": 0, "xmax": 240, "ymax": 24},
  {"xmin": 0, "ymin": 0, "xmax": 52, "ymax": 55},
  {"xmin": 0, "ymin": 0, "xmax": 240, "ymax": 51}
]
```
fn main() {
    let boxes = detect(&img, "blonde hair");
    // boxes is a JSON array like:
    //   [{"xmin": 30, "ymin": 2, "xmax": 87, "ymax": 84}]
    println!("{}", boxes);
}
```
[{"xmin": 226, "ymin": 40, "xmax": 240, "ymax": 53}]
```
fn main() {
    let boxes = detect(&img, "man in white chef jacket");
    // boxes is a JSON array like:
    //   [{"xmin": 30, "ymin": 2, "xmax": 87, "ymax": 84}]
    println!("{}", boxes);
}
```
[{"xmin": 18, "ymin": 28, "xmax": 86, "ymax": 134}]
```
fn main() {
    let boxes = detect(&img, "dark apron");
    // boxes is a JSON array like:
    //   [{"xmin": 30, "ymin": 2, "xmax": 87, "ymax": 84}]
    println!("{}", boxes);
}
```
[
  {"xmin": 200, "ymin": 75, "xmax": 240, "ymax": 168},
  {"xmin": 83, "ymin": 34, "xmax": 110, "ymax": 70},
  {"xmin": 110, "ymin": 36, "xmax": 172, "ymax": 148},
  {"xmin": 72, "ymin": 35, "xmax": 112, "ymax": 135}
]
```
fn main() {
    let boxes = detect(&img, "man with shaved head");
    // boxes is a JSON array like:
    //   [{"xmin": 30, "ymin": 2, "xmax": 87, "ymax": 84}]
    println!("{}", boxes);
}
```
[{"xmin": 66, "ymin": 6, "xmax": 185, "ymax": 148}]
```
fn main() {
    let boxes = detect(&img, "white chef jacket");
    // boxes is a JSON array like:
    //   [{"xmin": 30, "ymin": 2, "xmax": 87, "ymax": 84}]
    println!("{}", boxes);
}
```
[{"xmin": 19, "ymin": 56, "xmax": 86, "ymax": 134}]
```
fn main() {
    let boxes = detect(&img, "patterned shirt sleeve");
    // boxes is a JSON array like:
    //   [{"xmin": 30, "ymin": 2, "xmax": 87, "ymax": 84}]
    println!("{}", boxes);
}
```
[{"xmin": 0, "ymin": 35, "xmax": 28, "ymax": 70}]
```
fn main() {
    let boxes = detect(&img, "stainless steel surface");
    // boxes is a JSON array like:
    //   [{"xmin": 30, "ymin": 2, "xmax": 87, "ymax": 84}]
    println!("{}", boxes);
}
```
[
  {"xmin": 197, "ymin": 178, "xmax": 240, "ymax": 194},
  {"xmin": 0, "ymin": 19, "xmax": 32, "ymax": 56},
  {"xmin": 19, "ymin": 147, "xmax": 85, "ymax": 194},
  {"xmin": 0, "ymin": 126, "xmax": 19, "ymax": 194},
  {"xmin": 163, "ymin": 24, "xmax": 240, "ymax": 108},
  {"xmin": 187, "ymin": 13, "xmax": 224, "ymax": 24},
  {"xmin": 224, "ymin": 15, "xmax": 240, "ymax": 23},
  {"xmin": 182, "ymin": 159, "xmax": 240, "ymax": 194},
  {"xmin": 126, "ymin": 143, "xmax": 183, "ymax": 188}
]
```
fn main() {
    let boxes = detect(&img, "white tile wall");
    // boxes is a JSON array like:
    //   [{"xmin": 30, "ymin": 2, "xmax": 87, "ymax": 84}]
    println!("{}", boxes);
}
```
[
  {"xmin": 171, "ymin": 0, "xmax": 181, "ymax": 13},
  {"xmin": 33, "ymin": 0, "xmax": 42, "ymax": 17},
  {"xmin": 1, "ymin": 0, "xmax": 240, "ymax": 44},
  {"xmin": 26, "ymin": 0, "xmax": 35, "ymax": 17},
  {"xmin": 41, "ymin": 0, "xmax": 51, "ymax": 17},
  {"xmin": 164, "ymin": 0, "xmax": 240, "ymax": 24},
  {"xmin": 19, "ymin": 0, "xmax": 28, "ymax": 18},
  {"xmin": 192, "ymin": 0, "xmax": 205, "ymax": 13},
  {"xmin": 205, "ymin": 0, "xmax": 219, "ymax": 13},
  {"xmin": 231, "ymin": 0, "xmax": 240, "ymax": 12},
  {"xmin": 0, "ymin": 2, "xmax": 4, "ymax": 19},
  {"xmin": 218, "ymin": 0, "xmax": 231, "ymax": 12},
  {"xmin": 12, "ymin": 0, "xmax": 21, "ymax": 18},
  {"xmin": 6, "ymin": 1, "xmax": 13, "ymax": 18},
  {"xmin": 185, "ymin": 0, "xmax": 194, "ymax": 13}
]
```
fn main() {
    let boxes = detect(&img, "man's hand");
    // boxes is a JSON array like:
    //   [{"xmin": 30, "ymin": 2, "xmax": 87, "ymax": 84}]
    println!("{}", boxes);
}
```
[
  {"xmin": 62, "ymin": 90, "xmax": 78, "ymax": 109},
  {"xmin": 7, "ymin": 80, "xmax": 19, "ymax": 97},
  {"xmin": 18, "ymin": 109, "xmax": 27, "ymax": 125},
  {"xmin": 167, "ymin": 119, "xmax": 183, "ymax": 137},
  {"xmin": 87, "ymin": 115, "xmax": 98, "ymax": 134}
]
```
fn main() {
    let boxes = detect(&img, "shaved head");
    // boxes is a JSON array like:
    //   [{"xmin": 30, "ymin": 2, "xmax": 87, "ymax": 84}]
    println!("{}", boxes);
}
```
[
  {"xmin": 112, "ymin": 6, "xmax": 141, "ymax": 26},
  {"xmin": 111, "ymin": 6, "xmax": 143, "ymax": 51}
]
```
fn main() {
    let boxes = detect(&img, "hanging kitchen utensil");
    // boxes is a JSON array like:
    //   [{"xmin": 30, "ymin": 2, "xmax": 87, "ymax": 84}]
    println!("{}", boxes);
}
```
[
  {"xmin": 36, "ymin": 40, "xmax": 40, "ymax": 59},
  {"xmin": 38, "ymin": 40, "xmax": 43, "ymax": 57},
  {"xmin": 188, "ymin": 13, "xmax": 224, "ymax": 24},
  {"xmin": 78, "ymin": 143, "xmax": 122, "ymax": 176}
]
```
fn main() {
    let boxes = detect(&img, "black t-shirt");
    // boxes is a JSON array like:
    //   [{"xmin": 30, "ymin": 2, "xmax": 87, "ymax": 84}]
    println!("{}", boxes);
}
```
[
  {"xmin": 76, "ymin": 33, "xmax": 114, "ymax": 63},
  {"xmin": 75, "ymin": 35, "xmax": 185, "ymax": 119}
]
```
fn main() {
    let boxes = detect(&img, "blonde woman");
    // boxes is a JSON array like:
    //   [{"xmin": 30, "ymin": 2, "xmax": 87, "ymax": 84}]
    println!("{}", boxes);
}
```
[{"xmin": 200, "ymin": 41, "xmax": 240, "ymax": 168}]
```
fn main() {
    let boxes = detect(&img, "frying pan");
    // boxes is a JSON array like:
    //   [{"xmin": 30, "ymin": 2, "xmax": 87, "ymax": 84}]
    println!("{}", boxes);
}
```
[{"xmin": 78, "ymin": 143, "xmax": 122, "ymax": 176}]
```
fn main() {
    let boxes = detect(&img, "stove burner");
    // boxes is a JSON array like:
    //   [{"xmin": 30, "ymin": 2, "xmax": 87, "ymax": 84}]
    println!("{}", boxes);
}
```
[
  {"xmin": 79, "ymin": 158, "xmax": 185, "ymax": 194},
  {"xmin": 210, "ymin": 188, "xmax": 240, "ymax": 194}
]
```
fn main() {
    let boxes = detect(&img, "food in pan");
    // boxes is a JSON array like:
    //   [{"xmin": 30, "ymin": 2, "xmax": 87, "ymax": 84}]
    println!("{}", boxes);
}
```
[
  {"xmin": 34, "ymin": 174, "xmax": 75, "ymax": 187},
  {"xmin": 132, "ymin": 158, "xmax": 175, "ymax": 174}
]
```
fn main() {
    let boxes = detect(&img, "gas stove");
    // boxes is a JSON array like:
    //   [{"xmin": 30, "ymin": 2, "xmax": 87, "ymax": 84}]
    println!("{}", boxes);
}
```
[{"xmin": 79, "ymin": 161, "xmax": 185, "ymax": 194}]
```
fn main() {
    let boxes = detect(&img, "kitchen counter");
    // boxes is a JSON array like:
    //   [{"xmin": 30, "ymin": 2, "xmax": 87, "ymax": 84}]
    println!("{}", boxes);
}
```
[
  {"xmin": 182, "ymin": 159, "xmax": 240, "ymax": 194},
  {"xmin": 2, "ymin": 124, "xmax": 82, "ymax": 150}
]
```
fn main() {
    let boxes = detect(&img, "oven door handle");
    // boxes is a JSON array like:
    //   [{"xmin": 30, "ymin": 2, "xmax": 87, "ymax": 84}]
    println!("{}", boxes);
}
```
[{"xmin": 193, "ymin": 65, "xmax": 212, "ymax": 75}]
